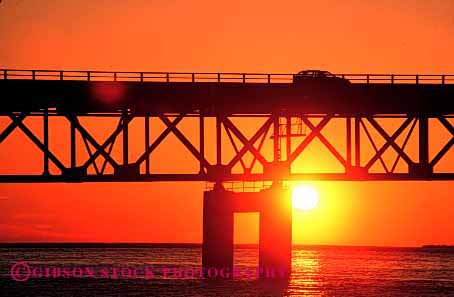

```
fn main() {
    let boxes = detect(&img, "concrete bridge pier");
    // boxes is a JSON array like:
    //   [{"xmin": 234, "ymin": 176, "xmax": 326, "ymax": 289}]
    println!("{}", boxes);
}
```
[
  {"xmin": 202, "ymin": 184, "xmax": 292, "ymax": 278},
  {"xmin": 258, "ymin": 187, "xmax": 293, "ymax": 277},
  {"xmin": 202, "ymin": 187, "xmax": 234, "ymax": 276}
]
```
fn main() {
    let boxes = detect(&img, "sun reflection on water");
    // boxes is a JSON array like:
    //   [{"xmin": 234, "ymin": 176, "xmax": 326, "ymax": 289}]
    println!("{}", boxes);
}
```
[{"xmin": 287, "ymin": 249, "xmax": 325, "ymax": 296}]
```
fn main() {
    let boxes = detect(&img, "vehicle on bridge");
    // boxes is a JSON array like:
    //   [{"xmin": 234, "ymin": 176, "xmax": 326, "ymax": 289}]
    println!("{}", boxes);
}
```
[{"xmin": 293, "ymin": 70, "xmax": 351, "ymax": 86}]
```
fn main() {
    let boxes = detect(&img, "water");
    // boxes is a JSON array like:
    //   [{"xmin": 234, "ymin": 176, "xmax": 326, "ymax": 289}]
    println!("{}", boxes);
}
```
[{"xmin": 1, "ymin": 244, "xmax": 453, "ymax": 296}]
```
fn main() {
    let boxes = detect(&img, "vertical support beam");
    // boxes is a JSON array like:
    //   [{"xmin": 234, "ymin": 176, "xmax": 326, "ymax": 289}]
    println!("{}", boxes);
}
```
[
  {"xmin": 70, "ymin": 117, "xmax": 76, "ymax": 168},
  {"xmin": 354, "ymin": 116, "xmax": 361, "ymax": 166},
  {"xmin": 43, "ymin": 109, "xmax": 49, "ymax": 175},
  {"xmin": 346, "ymin": 116, "xmax": 352, "ymax": 169},
  {"xmin": 419, "ymin": 115, "xmax": 429, "ymax": 165},
  {"xmin": 145, "ymin": 115, "xmax": 150, "ymax": 174},
  {"xmin": 216, "ymin": 115, "xmax": 222, "ymax": 165},
  {"xmin": 122, "ymin": 110, "xmax": 128, "ymax": 165},
  {"xmin": 273, "ymin": 115, "xmax": 279, "ymax": 162},
  {"xmin": 286, "ymin": 116, "xmax": 291, "ymax": 161},
  {"xmin": 199, "ymin": 114, "xmax": 205, "ymax": 174}
]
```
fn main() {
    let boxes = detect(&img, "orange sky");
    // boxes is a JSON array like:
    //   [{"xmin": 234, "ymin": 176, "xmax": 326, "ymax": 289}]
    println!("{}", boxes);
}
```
[{"xmin": 0, "ymin": 0, "xmax": 453, "ymax": 246}]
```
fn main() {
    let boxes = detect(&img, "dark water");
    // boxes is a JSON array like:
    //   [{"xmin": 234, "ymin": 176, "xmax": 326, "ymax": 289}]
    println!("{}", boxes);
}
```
[{"xmin": 1, "ymin": 244, "xmax": 454, "ymax": 297}]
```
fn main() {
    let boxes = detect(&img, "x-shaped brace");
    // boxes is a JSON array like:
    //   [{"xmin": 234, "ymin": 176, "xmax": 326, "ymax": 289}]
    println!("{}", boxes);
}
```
[
  {"xmin": 288, "ymin": 115, "xmax": 333, "ymax": 163},
  {"xmin": 365, "ymin": 117, "xmax": 413, "ymax": 170},
  {"xmin": 159, "ymin": 115, "xmax": 211, "ymax": 170},
  {"xmin": 136, "ymin": 115, "xmax": 211, "ymax": 171},
  {"xmin": 224, "ymin": 116, "xmax": 272, "ymax": 170},
  {"xmin": 301, "ymin": 116, "xmax": 346, "ymax": 166},
  {"xmin": 65, "ymin": 114, "xmax": 127, "ymax": 170}
]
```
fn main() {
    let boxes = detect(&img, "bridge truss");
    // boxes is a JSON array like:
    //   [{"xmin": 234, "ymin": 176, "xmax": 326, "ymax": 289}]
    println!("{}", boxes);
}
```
[{"xmin": 2, "ymin": 111, "xmax": 454, "ymax": 182}]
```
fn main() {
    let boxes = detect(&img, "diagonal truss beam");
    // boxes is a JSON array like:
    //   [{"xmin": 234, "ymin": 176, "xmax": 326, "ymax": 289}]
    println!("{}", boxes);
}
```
[
  {"xmin": 81, "ymin": 115, "xmax": 129, "ymax": 171},
  {"xmin": 8, "ymin": 113, "xmax": 66, "ymax": 172},
  {"xmin": 301, "ymin": 116, "xmax": 346, "ymax": 167},
  {"xmin": 224, "ymin": 116, "xmax": 272, "ymax": 169},
  {"xmin": 81, "ymin": 131, "xmax": 101, "ymax": 175},
  {"xmin": 136, "ymin": 115, "xmax": 184, "ymax": 166},
  {"xmin": 224, "ymin": 123, "xmax": 248, "ymax": 172},
  {"xmin": 360, "ymin": 118, "xmax": 389, "ymax": 173},
  {"xmin": 65, "ymin": 114, "xmax": 123, "ymax": 170},
  {"xmin": 248, "ymin": 125, "xmax": 270, "ymax": 174},
  {"xmin": 390, "ymin": 118, "xmax": 417, "ymax": 172},
  {"xmin": 365, "ymin": 117, "xmax": 414, "ymax": 170},
  {"xmin": 289, "ymin": 115, "xmax": 332, "ymax": 163},
  {"xmin": 0, "ymin": 112, "xmax": 30, "ymax": 143},
  {"xmin": 159, "ymin": 115, "xmax": 211, "ymax": 170},
  {"xmin": 430, "ymin": 117, "xmax": 454, "ymax": 167}
]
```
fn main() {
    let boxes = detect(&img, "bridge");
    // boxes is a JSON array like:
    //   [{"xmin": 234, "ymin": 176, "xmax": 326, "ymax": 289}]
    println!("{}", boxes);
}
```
[
  {"xmin": 1, "ymin": 69, "xmax": 454, "ymax": 183},
  {"xmin": 2, "ymin": 68, "xmax": 454, "ymax": 277}
]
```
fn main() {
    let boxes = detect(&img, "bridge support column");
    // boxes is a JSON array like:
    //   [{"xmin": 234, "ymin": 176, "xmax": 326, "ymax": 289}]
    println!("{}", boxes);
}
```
[
  {"xmin": 202, "ymin": 187, "xmax": 234, "ymax": 277},
  {"xmin": 202, "ymin": 185, "xmax": 292, "ymax": 279},
  {"xmin": 259, "ymin": 187, "xmax": 292, "ymax": 277}
]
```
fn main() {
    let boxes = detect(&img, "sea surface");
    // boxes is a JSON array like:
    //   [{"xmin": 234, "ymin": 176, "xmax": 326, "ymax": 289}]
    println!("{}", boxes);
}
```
[{"xmin": 1, "ymin": 244, "xmax": 453, "ymax": 297}]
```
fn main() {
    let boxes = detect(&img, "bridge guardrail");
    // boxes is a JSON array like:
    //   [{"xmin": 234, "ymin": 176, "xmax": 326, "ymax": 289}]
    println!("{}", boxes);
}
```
[{"xmin": 1, "ymin": 69, "xmax": 453, "ymax": 85}]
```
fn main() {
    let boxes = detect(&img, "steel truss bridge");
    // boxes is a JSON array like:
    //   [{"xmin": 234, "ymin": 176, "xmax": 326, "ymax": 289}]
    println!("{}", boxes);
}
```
[{"xmin": 1, "ymin": 69, "xmax": 454, "ymax": 183}]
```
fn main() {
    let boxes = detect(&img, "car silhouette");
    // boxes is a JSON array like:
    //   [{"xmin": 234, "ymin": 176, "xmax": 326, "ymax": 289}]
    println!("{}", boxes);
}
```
[{"xmin": 293, "ymin": 70, "xmax": 350, "ymax": 86}]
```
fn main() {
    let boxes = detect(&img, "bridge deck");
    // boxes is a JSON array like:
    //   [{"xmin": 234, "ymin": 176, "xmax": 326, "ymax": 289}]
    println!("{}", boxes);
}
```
[{"xmin": 1, "ymin": 70, "xmax": 454, "ymax": 114}]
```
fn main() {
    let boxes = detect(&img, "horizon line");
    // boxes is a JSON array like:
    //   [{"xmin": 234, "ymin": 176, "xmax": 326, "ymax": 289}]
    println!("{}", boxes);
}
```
[{"xmin": 1, "ymin": 242, "xmax": 447, "ymax": 249}]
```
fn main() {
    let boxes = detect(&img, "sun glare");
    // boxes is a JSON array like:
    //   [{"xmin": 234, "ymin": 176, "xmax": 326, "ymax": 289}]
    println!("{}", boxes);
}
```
[{"xmin": 292, "ymin": 185, "xmax": 319, "ymax": 211}]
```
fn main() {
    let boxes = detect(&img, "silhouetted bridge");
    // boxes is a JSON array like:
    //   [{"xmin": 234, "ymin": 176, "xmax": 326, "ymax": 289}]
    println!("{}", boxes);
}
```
[
  {"xmin": 2, "ymin": 68, "xmax": 454, "ymax": 278},
  {"xmin": 1, "ymin": 69, "xmax": 454, "ymax": 183}
]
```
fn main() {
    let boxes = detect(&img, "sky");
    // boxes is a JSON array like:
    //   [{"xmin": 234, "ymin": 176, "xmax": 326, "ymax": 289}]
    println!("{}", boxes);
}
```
[{"xmin": 0, "ymin": 0, "xmax": 454, "ymax": 246}]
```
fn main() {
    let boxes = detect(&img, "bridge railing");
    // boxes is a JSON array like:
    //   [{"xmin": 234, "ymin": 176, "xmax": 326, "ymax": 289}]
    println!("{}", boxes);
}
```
[{"xmin": 1, "ymin": 69, "xmax": 453, "ymax": 84}]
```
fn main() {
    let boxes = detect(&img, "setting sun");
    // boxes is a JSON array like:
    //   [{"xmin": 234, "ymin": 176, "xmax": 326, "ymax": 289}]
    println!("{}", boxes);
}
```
[{"xmin": 292, "ymin": 185, "xmax": 319, "ymax": 211}]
